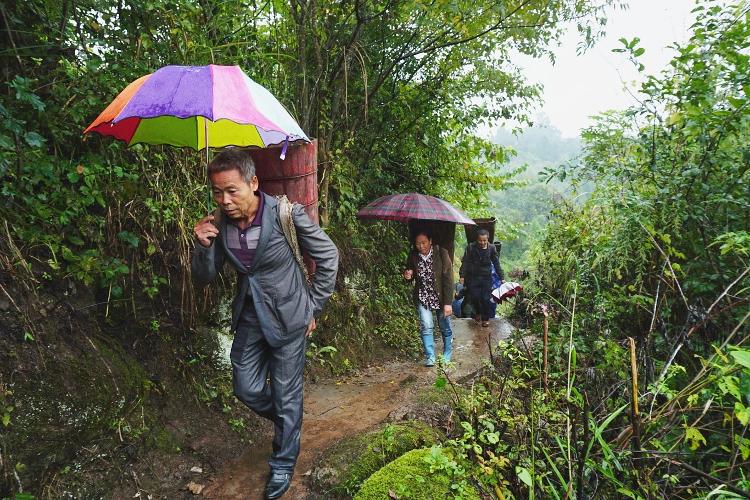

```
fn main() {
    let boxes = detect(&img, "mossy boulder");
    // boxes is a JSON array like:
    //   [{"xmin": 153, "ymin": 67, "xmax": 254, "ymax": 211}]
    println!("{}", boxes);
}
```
[
  {"xmin": 313, "ymin": 420, "xmax": 442, "ymax": 497},
  {"xmin": 354, "ymin": 447, "xmax": 480, "ymax": 500}
]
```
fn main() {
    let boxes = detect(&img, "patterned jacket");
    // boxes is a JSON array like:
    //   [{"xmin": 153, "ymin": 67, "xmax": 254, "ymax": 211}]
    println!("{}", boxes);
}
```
[{"xmin": 404, "ymin": 245, "xmax": 454, "ymax": 307}]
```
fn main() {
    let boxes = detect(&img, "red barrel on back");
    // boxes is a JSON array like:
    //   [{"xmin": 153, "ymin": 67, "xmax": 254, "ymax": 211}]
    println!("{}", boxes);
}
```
[
  {"xmin": 249, "ymin": 140, "xmax": 319, "ymax": 278},
  {"xmin": 249, "ymin": 139, "xmax": 319, "ymax": 224}
]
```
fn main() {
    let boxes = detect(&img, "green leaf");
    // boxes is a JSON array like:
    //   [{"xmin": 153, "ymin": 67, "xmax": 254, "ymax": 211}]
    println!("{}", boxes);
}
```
[
  {"xmin": 24, "ymin": 132, "xmax": 45, "ymax": 148},
  {"xmin": 516, "ymin": 466, "xmax": 533, "ymax": 487},
  {"xmin": 2, "ymin": 413, "xmax": 10, "ymax": 427},
  {"xmin": 67, "ymin": 234, "xmax": 85, "ymax": 246},
  {"xmin": 11, "ymin": 76, "xmax": 45, "ymax": 111},
  {"xmin": 571, "ymin": 345, "xmax": 577, "ymax": 370},
  {"xmin": 616, "ymin": 488, "xmax": 638, "ymax": 499},
  {"xmin": 730, "ymin": 348, "xmax": 750, "ymax": 370},
  {"xmin": 718, "ymin": 375, "xmax": 741, "ymax": 400},
  {"xmin": 728, "ymin": 96, "xmax": 746, "ymax": 108},
  {"xmin": 117, "ymin": 231, "xmax": 140, "ymax": 249},
  {"xmin": 740, "ymin": 372, "xmax": 750, "ymax": 400},
  {"xmin": 735, "ymin": 402, "xmax": 750, "ymax": 426},
  {"xmin": 684, "ymin": 425, "xmax": 706, "ymax": 450},
  {"xmin": 434, "ymin": 376, "xmax": 447, "ymax": 389},
  {"xmin": 0, "ymin": 134, "xmax": 13, "ymax": 150}
]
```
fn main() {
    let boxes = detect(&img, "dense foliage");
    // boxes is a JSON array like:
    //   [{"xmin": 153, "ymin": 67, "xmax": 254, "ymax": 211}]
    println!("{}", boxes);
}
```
[
  {"xmin": 9, "ymin": 0, "xmax": 748, "ymax": 498},
  {"xmin": 0, "ymin": 0, "xmax": 617, "ymax": 497},
  {"xmin": 490, "ymin": 124, "xmax": 581, "ymax": 267},
  {"xmin": 365, "ymin": 2, "xmax": 750, "ymax": 498},
  {"xmin": 518, "ymin": 1, "xmax": 750, "ymax": 496},
  {"xmin": 0, "ymin": 0, "xmax": 615, "ymax": 322}
]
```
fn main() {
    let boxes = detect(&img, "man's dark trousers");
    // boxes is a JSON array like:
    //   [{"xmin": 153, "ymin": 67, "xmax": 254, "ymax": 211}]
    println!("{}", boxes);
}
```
[
  {"xmin": 231, "ymin": 299, "xmax": 306, "ymax": 473},
  {"xmin": 468, "ymin": 278, "xmax": 494, "ymax": 321}
]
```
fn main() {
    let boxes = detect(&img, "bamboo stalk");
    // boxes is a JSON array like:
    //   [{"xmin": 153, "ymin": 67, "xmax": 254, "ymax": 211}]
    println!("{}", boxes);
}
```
[
  {"xmin": 542, "ymin": 305, "xmax": 549, "ymax": 391},
  {"xmin": 566, "ymin": 284, "xmax": 577, "ymax": 490},
  {"xmin": 577, "ymin": 390, "xmax": 590, "ymax": 499},
  {"xmin": 629, "ymin": 337, "xmax": 642, "ymax": 454}
]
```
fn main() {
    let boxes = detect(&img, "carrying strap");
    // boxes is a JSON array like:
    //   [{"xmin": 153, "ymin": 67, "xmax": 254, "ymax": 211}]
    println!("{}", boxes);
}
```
[{"xmin": 276, "ymin": 195, "xmax": 311, "ymax": 287}]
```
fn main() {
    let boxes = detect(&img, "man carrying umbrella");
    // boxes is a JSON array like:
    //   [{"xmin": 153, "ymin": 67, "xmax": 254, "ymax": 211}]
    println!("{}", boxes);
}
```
[{"xmin": 192, "ymin": 149, "xmax": 338, "ymax": 499}]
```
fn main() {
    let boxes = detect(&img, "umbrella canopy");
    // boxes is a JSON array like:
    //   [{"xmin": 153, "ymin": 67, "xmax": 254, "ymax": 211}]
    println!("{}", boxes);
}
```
[
  {"xmin": 84, "ymin": 65, "xmax": 309, "ymax": 150},
  {"xmin": 492, "ymin": 282, "xmax": 524, "ymax": 304},
  {"xmin": 357, "ymin": 193, "xmax": 475, "ymax": 225}
]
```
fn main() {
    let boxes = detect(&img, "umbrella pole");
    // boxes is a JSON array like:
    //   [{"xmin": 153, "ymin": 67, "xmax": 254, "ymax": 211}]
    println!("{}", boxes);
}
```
[{"xmin": 204, "ymin": 117, "xmax": 213, "ymax": 212}]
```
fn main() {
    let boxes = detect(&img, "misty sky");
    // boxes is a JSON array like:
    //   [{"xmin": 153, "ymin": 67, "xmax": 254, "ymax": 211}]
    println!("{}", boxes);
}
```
[{"xmin": 492, "ymin": 0, "xmax": 698, "ymax": 138}]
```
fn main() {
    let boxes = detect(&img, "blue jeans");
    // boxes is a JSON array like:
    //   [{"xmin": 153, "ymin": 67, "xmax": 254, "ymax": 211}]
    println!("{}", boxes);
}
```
[
  {"xmin": 416, "ymin": 303, "xmax": 454, "ymax": 363},
  {"xmin": 452, "ymin": 297, "xmax": 464, "ymax": 318}
]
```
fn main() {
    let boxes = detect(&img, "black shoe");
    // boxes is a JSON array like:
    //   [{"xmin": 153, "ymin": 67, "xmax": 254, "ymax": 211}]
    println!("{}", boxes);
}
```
[{"xmin": 265, "ymin": 471, "xmax": 292, "ymax": 499}]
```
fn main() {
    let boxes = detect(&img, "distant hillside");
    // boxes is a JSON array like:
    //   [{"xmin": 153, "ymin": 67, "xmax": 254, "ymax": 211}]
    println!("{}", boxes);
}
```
[
  {"xmin": 488, "ymin": 123, "xmax": 581, "ymax": 267},
  {"xmin": 493, "ymin": 123, "xmax": 582, "ymax": 180}
]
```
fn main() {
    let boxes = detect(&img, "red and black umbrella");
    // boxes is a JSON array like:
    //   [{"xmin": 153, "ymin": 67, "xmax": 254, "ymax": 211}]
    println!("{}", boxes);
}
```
[{"xmin": 356, "ymin": 193, "xmax": 475, "ymax": 225}]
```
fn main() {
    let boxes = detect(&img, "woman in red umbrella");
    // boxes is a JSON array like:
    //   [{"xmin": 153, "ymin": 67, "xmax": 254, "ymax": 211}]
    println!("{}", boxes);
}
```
[{"xmin": 403, "ymin": 231, "xmax": 454, "ymax": 366}]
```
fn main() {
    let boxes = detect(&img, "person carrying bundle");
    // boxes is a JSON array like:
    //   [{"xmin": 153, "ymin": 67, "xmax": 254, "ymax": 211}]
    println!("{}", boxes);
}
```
[{"xmin": 459, "ymin": 229, "xmax": 504, "ymax": 327}]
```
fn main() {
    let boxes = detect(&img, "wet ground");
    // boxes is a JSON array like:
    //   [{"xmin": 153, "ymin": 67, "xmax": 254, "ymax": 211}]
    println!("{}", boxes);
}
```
[{"xmin": 202, "ymin": 317, "xmax": 512, "ymax": 499}]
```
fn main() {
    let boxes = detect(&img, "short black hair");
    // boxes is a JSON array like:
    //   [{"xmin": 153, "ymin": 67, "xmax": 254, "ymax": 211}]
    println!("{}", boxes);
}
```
[
  {"xmin": 477, "ymin": 229, "xmax": 490, "ymax": 238},
  {"xmin": 414, "ymin": 231, "xmax": 432, "ymax": 241},
  {"xmin": 208, "ymin": 148, "xmax": 256, "ymax": 183}
]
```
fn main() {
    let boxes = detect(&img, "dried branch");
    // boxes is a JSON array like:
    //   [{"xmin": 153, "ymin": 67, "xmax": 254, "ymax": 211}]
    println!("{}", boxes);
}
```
[{"xmin": 647, "ymin": 453, "xmax": 750, "ymax": 499}]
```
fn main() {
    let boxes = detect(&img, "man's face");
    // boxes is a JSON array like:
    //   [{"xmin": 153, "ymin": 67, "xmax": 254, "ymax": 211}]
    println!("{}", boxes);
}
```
[
  {"xmin": 414, "ymin": 234, "xmax": 432, "ymax": 255},
  {"xmin": 209, "ymin": 168, "xmax": 259, "ymax": 220},
  {"xmin": 477, "ymin": 234, "xmax": 489, "ymax": 248}
]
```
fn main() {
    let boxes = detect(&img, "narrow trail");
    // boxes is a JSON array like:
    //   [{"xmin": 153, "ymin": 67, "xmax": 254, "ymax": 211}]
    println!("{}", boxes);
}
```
[{"xmin": 202, "ymin": 317, "xmax": 512, "ymax": 499}]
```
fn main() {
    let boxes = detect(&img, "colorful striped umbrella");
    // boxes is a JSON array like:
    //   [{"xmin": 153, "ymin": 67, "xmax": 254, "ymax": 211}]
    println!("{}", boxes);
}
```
[
  {"xmin": 84, "ymin": 65, "xmax": 309, "ymax": 153},
  {"xmin": 357, "ymin": 193, "xmax": 475, "ymax": 225}
]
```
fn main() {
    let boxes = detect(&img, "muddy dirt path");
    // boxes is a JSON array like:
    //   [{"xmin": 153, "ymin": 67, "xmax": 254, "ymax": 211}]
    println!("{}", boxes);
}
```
[{"xmin": 202, "ymin": 317, "xmax": 512, "ymax": 499}]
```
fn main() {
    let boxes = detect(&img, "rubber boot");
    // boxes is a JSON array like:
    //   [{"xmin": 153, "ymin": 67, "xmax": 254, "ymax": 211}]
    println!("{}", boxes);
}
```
[
  {"xmin": 442, "ymin": 334, "xmax": 453, "ymax": 363},
  {"xmin": 421, "ymin": 334, "xmax": 436, "ymax": 366}
]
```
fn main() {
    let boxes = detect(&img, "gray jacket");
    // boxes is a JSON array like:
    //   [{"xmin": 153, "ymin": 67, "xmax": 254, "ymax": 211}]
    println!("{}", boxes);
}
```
[{"xmin": 191, "ymin": 193, "xmax": 339, "ymax": 347}]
